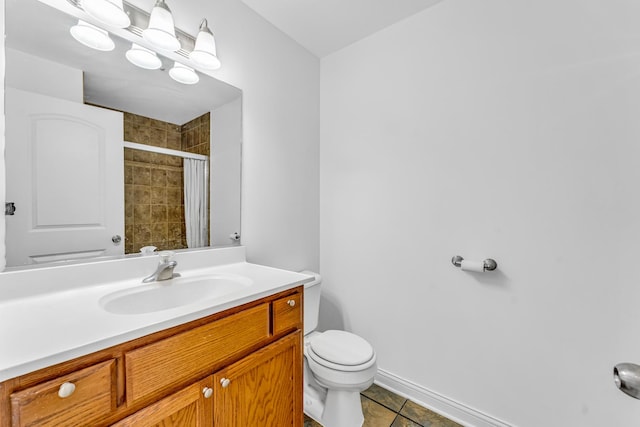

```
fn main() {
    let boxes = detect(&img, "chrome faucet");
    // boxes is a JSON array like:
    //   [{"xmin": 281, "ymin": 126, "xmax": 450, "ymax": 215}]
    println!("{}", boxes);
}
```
[{"xmin": 143, "ymin": 251, "xmax": 177, "ymax": 283}]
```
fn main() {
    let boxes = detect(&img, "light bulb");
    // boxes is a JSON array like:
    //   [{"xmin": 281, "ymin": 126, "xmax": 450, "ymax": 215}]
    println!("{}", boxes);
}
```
[
  {"xmin": 169, "ymin": 62, "xmax": 199, "ymax": 85},
  {"xmin": 142, "ymin": 0, "xmax": 180, "ymax": 52},
  {"xmin": 126, "ymin": 44, "xmax": 162, "ymax": 70},
  {"xmin": 190, "ymin": 19, "xmax": 221, "ymax": 70},
  {"xmin": 70, "ymin": 20, "xmax": 115, "ymax": 51},
  {"xmin": 82, "ymin": 0, "xmax": 131, "ymax": 28}
]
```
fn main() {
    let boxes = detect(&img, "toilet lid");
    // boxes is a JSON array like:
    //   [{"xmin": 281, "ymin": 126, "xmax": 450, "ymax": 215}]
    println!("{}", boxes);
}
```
[{"xmin": 308, "ymin": 330, "xmax": 374, "ymax": 367}]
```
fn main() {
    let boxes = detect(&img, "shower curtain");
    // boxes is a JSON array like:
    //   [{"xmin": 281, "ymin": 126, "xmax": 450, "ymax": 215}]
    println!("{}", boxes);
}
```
[{"xmin": 183, "ymin": 158, "xmax": 208, "ymax": 248}]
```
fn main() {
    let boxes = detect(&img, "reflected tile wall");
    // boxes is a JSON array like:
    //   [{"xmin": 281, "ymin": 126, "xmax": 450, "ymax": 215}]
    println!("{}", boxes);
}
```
[{"xmin": 123, "ymin": 112, "xmax": 211, "ymax": 254}]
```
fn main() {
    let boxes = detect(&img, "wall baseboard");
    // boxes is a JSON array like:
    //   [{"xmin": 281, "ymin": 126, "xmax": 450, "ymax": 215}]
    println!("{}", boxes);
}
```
[{"xmin": 375, "ymin": 369, "xmax": 512, "ymax": 427}]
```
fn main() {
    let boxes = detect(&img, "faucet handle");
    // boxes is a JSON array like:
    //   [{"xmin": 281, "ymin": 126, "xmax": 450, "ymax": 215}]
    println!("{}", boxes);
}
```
[{"xmin": 158, "ymin": 251, "xmax": 176, "ymax": 263}]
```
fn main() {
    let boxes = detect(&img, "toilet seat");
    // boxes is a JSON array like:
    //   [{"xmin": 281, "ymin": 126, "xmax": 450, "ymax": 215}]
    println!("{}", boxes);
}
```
[{"xmin": 307, "ymin": 330, "xmax": 376, "ymax": 372}]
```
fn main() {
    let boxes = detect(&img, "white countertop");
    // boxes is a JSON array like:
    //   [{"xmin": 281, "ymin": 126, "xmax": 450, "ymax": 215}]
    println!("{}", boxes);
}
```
[{"xmin": 0, "ymin": 247, "xmax": 313, "ymax": 382}]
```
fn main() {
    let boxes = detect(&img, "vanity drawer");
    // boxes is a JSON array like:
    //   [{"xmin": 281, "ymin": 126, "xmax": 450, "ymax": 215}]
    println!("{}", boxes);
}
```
[
  {"xmin": 125, "ymin": 303, "xmax": 270, "ymax": 404},
  {"xmin": 272, "ymin": 292, "xmax": 302, "ymax": 336},
  {"xmin": 10, "ymin": 359, "xmax": 115, "ymax": 427}
]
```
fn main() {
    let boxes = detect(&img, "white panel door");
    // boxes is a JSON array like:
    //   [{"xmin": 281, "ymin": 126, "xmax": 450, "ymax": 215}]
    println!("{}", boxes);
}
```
[{"xmin": 5, "ymin": 88, "xmax": 124, "ymax": 267}]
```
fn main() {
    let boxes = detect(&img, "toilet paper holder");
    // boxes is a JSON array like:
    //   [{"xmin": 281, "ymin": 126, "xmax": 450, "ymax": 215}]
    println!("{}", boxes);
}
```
[{"xmin": 451, "ymin": 255, "xmax": 498, "ymax": 271}]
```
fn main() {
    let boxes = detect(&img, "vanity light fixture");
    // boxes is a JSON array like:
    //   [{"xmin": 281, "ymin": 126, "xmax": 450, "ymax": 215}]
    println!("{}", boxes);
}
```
[
  {"xmin": 142, "ymin": 0, "xmax": 181, "ymax": 52},
  {"xmin": 82, "ymin": 0, "xmax": 131, "ymax": 28},
  {"xmin": 125, "ymin": 43, "xmax": 162, "ymax": 69},
  {"xmin": 189, "ymin": 19, "xmax": 221, "ymax": 70},
  {"xmin": 70, "ymin": 19, "xmax": 115, "ymax": 51},
  {"xmin": 169, "ymin": 62, "xmax": 199, "ymax": 85}
]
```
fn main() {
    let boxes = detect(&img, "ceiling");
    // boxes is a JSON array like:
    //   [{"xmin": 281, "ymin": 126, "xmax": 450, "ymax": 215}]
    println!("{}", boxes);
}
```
[{"xmin": 241, "ymin": 0, "xmax": 444, "ymax": 58}]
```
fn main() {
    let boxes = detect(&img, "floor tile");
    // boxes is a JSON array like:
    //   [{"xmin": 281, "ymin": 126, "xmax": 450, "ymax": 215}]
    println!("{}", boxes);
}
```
[
  {"xmin": 391, "ymin": 415, "xmax": 422, "ymax": 427},
  {"xmin": 361, "ymin": 395, "xmax": 398, "ymax": 427},
  {"xmin": 399, "ymin": 400, "xmax": 463, "ymax": 427},
  {"xmin": 304, "ymin": 414, "xmax": 323, "ymax": 427},
  {"xmin": 361, "ymin": 383, "xmax": 407, "ymax": 412}
]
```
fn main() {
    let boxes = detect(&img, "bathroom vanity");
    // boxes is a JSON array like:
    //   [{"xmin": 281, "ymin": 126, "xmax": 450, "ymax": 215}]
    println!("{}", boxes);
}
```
[{"xmin": 0, "ymin": 247, "xmax": 309, "ymax": 426}]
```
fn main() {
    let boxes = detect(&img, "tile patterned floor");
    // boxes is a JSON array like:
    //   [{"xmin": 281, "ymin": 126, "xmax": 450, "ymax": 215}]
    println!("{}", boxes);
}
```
[{"xmin": 304, "ymin": 383, "xmax": 462, "ymax": 427}]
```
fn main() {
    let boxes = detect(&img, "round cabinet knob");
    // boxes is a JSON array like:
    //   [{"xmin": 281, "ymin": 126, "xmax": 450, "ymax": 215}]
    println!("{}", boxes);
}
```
[
  {"xmin": 202, "ymin": 387, "xmax": 213, "ymax": 398},
  {"xmin": 111, "ymin": 235, "xmax": 122, "ymax": 245},
  {"xmin": 58, "ymin": 382, "xmax": 76, "ymax": 398},
  {"xmin": 220, "ymin": 378, "xmax": 231, "ymax": 388},
  {"xmin": 287, "ymin": 299, "xmax": 296, "ymax": 307}
]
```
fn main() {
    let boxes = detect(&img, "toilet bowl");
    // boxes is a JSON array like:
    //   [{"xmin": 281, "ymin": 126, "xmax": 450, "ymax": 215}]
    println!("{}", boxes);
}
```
[{"xmin": 301, "ymin": 272, "xmax": 377, "ymax": 427}]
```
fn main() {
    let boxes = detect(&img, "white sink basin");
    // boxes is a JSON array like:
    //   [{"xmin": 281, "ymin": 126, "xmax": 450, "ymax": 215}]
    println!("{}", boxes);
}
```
[{"xmin": 99, "ymin": 274, "xmax": 253, "ymax": 315}]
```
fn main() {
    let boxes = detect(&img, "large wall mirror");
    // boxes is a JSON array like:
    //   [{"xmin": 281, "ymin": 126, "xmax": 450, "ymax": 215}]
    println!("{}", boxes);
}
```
[{"xmin": 4, "ymin": 0, "xmax": 242, "ymax": 269}]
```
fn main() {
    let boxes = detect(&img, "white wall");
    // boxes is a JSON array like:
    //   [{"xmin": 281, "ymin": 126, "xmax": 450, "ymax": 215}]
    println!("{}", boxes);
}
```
[
  {"xmin": 1, "ymin": 0, "xmax": 320, "ymax": 272},
  {"xmin": 211, "ymin": 97, "xmax": 242, "ymax": 246},
  {"xmin": 320, "ymin": 0, "xmax": 640, "ymax": 426},
  {"xmin": 5, "ymin": 48, "xmax": 82, "ymax": 102}
]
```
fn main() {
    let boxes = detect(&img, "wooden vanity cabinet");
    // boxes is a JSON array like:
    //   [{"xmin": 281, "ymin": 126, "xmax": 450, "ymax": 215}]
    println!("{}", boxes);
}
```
[
  {"xmin": 112, "ymin": 376, "xmax": 214, "ymax": 427},
  {"xmin": 213, "ymin": 331, "xmax": 302, "ymax": 426},
  {"xmin": 0, "ymin": 286, "xmax": 303, "ymax": 427}
]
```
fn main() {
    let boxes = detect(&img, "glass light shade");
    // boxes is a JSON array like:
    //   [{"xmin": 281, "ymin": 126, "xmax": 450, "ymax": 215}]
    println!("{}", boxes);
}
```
[
  {"xmin": 142, "ymin": 0, "xmax": 181, "ymax": 52},
  {"xmin": 169, "ymin": 62, "xmax": 199, "ymax": 85},
  {"xmin": 189, "ymin": 19, "xmax": 221, "ymax": 70},
  {"xmin": 82, "ymin": 0, "xmax": 131, "ymax": 28},
  {"xmin": 125, "ymin": 44, "xmax": 162, "ymax": 69},
  {"xmin": 70, "ymin": 20, "xmax": 115, "ymax": 51}
]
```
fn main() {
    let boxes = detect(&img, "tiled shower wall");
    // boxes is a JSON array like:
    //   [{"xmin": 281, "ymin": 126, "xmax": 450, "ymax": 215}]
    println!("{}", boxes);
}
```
[{"xmin": 123, "ymin": 112, "xmax": 210, "ymax": 254}]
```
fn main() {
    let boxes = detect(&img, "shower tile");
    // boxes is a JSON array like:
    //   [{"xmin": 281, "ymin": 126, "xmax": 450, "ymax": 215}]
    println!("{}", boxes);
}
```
[
  {"xmin": 167, "ymin": 188, "xmax": 182, "ymax": 206},
  {"xmin": 168, "ymin": 223, "xmax": 183, "ymax": 241},
  {"xmin": 132, "ymin": 165, "xmax": 151, "ymax": 186},
  {"xmin": 124, "ymin": 165, "xmax": 133, "ymax": 184},
  {"xmin": 133, "ymin": 114, "xmax": 151, "ymax": 127},
  {"xmin": 362, "ymin": 384, "xmax": 406, "ymax": 412},
  {"xmin": 150, "ymin": 221, "xmax": 167, "ymax": 243},
  {"xmin": 400, "ymin": 400, "xmax": 462, "ymax": 427},
  {"xmin": 151, "ymin": 205, "xmax": 167, "ymax": 222},
  {"xmin": 167, "ymin": 130, "xmax": 181, "ymax": 150},
  {"xmin": 149, "ymin": 118, "xmax": 167, "ymax": 131},
  {"xmin": 166, "ymin": 170, "xmax": 182, "ymax": 187},
  {"xmin": 133, "ymin": 149, "xmax": 152, "ymax": 163},
  {"xmin": 167, "ymin": 206, "xmax": 183, "ymax": 222},
  {"xmin": 133, "ymin": 224, "xmax": 151, "ymax": 243},
  {"xmin": 134, "ymin": 205, "xmax": 151, "ymax": 223},
  {"xmin": 361, "ymin": 395, "xmax": 397, "ymax": 427},
  {"xmin": 125, "ymin": 202, "xmax": 134, "ymax": 224},
  {"xmin": 151, "ymin": 169, "xmax": 167, "ymax": 187},
  {"xmin": 168, "ymin": 155, "xmax": 183, "ymax": 168},
  {"xmin": 149, "ymin": 127, "xmax": 168, "ymax": 148},
  {"xmin": 133, "ymin": 185, "xmax": 151, "ymax": 204},
  {"xmin": 150, "ymin": 187, "xmax": 166, "ymax": 205}
]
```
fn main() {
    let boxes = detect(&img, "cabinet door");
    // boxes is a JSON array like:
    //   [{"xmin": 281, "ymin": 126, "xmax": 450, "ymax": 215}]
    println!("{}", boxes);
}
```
[
  {"xmin": 112, "ymin": 377, "xmax": 213, "ymax": 427},
  {"xmin": 213, "ymin": 331, "xmax": 302, "ymax": 426}
]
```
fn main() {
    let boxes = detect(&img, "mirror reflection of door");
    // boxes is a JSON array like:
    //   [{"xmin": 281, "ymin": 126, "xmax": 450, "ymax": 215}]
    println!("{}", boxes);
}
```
[{"xmin": 5, "ymin": 88, "xmax": 124, "ymax": 266}]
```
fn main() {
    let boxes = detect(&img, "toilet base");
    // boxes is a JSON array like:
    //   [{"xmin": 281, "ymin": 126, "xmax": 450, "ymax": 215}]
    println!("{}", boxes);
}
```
[
  {"xmin": 321, "ymin": 389, "xmax": 364, "ymax": 427},
  {"xmin": 304, "ymin": 365, "xmax": 367, "ymax": 427}
]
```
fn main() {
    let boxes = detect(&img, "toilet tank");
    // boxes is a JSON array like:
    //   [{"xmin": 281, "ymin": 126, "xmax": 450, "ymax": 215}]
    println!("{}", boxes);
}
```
[{"xmin": 300, "ymin": 271, "xmax": 321, "ymax": 335}]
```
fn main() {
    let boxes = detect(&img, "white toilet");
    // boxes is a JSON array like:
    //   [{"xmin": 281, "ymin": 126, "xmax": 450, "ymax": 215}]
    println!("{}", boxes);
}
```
[{"xmin": 301, "ymin": 271, "xmax": 377, "ymax": 427}]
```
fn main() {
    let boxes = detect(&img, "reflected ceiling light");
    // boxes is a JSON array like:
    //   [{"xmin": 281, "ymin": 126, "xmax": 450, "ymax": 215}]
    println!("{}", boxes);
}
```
[
  {"xmin": 126, "ymin": 43, "xmax": 162, "ymax": 69},
  {"xmin": 82, "ymin": 0, "xmax": 131, "ymax": 28},
  {"xmin": 70, "ymin": 20, "xmax": 115, "ymax": 51},
  {"xmin": 190, "ymin": 19, "xmax": 221, "ymax": 70},
  {"xmin": 169, "ymin": 62, "xmax": 199, "ymax": 85},
  {"xmin": 142, "ymin": 0, "xmax": 181, "ymax": 52}
]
